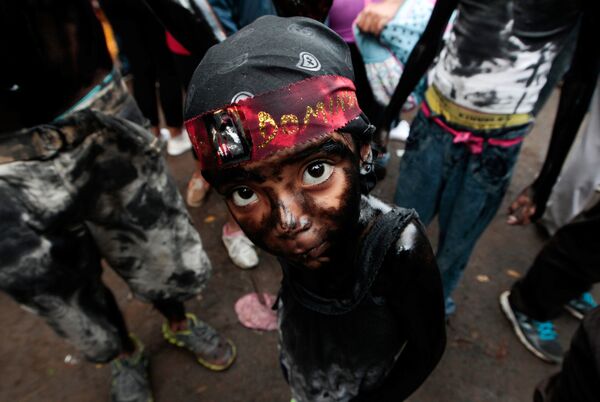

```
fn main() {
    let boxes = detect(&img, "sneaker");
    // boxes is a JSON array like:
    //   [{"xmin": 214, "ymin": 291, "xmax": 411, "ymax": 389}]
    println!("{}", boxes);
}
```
[
  {"xmin": 389, "ymin": 120, "xmax": 410, "ymax": 141},
  {"xmin": 186, "ymin": 171, "xmax": 210, "ymax": 207},
  {"xmin": 499, "ymin": 291, "xmax": 563, "ymax": 364},
  {"xmin": 162, "ymin": 313, "xmax": 236, "ymax": 371},
  {"xmin": 167, "ymin": 132, "xmax": 192, "ymax": 156},
  {"xmin": 110, "ymin": 335, "xmax": 153, "ymax": 402},
  {"xmin": 564, "ymin": 292, "xmax": 597, "ymax": 320},
  {"xmin": 445, "ymin": 296, "xmax": 456, "ymax": 316},
  {"xmin": 222, "ymin": 228, "xmax": 259, "ymax": 269},
  {"xmin": 159, "ymin": 128, "xmax": 171, "ymax": 142}
]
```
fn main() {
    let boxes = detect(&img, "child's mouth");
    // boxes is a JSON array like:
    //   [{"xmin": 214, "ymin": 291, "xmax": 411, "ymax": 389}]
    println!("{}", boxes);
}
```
[
  {"xmin": 292, "ymin": 241, "xmax": 331, "ymax": 264},
  {"xmin": 307, "ymin": 241, "xmax": 330, "ymax": 259}
]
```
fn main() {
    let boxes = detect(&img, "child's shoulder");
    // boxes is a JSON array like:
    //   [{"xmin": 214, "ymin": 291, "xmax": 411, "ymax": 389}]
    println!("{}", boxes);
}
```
[{"xmin": 359, "ymin": 195, "xmax": 425, "ymax": 255}]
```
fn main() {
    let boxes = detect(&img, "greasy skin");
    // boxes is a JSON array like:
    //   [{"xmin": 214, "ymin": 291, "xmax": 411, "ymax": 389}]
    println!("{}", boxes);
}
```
[{"xmin": 214, "ymin": 133, "xmax": 364, "ymax": 270}]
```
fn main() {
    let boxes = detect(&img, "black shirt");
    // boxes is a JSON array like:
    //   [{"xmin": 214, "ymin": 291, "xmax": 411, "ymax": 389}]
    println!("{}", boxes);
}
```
[{"xmin": 278, "ymin": 195, "xmax": 446, "ymax": 402}]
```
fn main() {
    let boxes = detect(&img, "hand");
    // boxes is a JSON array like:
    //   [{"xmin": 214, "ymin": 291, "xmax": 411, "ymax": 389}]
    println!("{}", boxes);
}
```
[
  {"xmin": 507, "ymin": 186, "xmax": 537, "ymax": 225},
  {"xmin": 355, "ymin": 0, "xmax": 403, "ymax": 36}
]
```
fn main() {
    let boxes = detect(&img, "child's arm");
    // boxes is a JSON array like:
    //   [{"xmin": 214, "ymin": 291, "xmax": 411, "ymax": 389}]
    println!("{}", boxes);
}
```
[{"xmin": 359, "ymin": 220, "xmax": 446, "ymax": 401}]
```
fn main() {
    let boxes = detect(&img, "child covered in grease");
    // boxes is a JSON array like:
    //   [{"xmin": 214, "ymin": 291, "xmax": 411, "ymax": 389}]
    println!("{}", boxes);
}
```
[{"xmin": 184, "ymin": 16, "xmax": 446, "ymax": 402}]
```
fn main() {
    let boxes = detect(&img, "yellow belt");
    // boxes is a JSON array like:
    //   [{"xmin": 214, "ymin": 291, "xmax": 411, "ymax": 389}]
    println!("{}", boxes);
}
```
[{"xmin": 424, "ymin": 85, "xmax": 533, "ymax": 130}]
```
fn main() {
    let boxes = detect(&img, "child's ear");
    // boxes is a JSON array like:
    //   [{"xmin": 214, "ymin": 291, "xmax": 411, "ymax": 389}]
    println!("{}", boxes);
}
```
[
  {"xmin": 359, "ymin": 143, "xmax": 373, "ymax": 176},
  {"xmin": 360, "ymin": 143, "xmax": 372, "ymax": 163}
]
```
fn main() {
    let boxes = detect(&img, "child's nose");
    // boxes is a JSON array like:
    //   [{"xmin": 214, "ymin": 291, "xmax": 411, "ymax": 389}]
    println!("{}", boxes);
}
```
[{"xmin": 276, "ymin": 197, "xmax": 310, "ymax": 235}]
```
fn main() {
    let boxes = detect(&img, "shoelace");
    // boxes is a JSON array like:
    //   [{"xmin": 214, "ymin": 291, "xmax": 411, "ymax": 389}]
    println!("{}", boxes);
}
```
[
  {"xmin": 582, "ymin": 292, "xmax": 598, "ymax": 307},
  {"xmin": 535, "ymin": 321, "xmax": 557, "ymax": 341}
]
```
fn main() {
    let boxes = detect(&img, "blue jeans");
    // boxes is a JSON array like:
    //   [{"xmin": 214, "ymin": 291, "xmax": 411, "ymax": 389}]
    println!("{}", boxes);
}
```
[{"xmin": 394, "ymin": 110, "xmax": 529, "ymax": 314}]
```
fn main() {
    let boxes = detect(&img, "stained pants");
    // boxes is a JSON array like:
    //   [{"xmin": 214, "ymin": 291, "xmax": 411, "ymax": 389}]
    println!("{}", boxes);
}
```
[{"xmin": 0, "ymin": 79, "xmax": 211, "ymax": 363}]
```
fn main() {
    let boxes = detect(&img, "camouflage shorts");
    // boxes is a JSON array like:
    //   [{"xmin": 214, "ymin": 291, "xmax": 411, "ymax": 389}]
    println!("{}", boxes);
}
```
[{"xmin": 0, "ymin": 78, "xmax": 211, "ymax": 362}]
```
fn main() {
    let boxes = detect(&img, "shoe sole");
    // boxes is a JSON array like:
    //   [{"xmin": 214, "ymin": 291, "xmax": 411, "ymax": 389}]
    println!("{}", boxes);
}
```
[
  {"xmin": 167, "ymin": 147, "xmax": 192, "ymax": 157},
  {"xmin": 499, "ymin": 291, "xmax": 561, "ymax": 364},
  {"xmin": 563, "ymin": 305, "xmax": 584, "ymax": 320}
]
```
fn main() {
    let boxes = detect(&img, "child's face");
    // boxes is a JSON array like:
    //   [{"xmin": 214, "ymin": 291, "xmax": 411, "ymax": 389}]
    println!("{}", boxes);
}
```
[{"xmin": 214, "ymin": 132, "xmax": 363, "ymax": 269}]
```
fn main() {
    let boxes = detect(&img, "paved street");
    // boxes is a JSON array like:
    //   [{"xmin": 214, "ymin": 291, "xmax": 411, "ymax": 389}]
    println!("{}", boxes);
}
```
[{"xmin": 1, "ymin": 91, "xmax": 595, "ymax": 402}]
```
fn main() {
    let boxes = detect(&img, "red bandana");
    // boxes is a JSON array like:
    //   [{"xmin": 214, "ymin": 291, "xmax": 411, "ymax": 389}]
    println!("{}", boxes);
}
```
[{"xmin": 185, "ymin": 75, "xmax": 361, "ymax": 169}]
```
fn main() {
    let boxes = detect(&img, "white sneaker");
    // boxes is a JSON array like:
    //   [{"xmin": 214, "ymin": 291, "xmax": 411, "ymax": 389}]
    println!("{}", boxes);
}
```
[
  {"xmin": 159, "ymin": 128, "xmax": 171, "ymax": 142},
  {"xmin": 167, "ymin": 132, "xmax": 192, "ymax": 156},
  {"xmin": 389, "ymin": 120, "xmax": 410, "ymax": 142},
  {"xmin": 222, "ymin": 229, "xmax": 259, "ymax": 269},
  {"xmin": 186, "ymin": 171, "xmax": 210, "ymax": 207}
]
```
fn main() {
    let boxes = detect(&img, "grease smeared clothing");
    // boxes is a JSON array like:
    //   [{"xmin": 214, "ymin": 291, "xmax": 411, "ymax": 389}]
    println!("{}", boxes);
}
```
[
  {"xmin": 431, "ymin": 0, "xmax": 580, "ymax": 114},
  {"xmin": 0, "ymin": 76, "xmax": 211, "ymax": 363},
  {"xmin": 278, "ymin": 195, "xmax": 446, "ymax": 401},
  {"xmin": 395, "ymin": 0, "xmax": 585, "ymax": 315}
]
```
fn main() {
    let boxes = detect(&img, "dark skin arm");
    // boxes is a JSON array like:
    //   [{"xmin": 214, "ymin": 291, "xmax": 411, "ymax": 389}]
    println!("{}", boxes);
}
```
[
  {"xmin": 356, "ymin": 220, "xmax": 446, "ymax": 401},
  {"xmin": 507, "ymin": 3, "xmax": 599, "ymax": 225},
  {"xmin": 373, "ymin": 0, "xmax": 458, "ymax": 147}
]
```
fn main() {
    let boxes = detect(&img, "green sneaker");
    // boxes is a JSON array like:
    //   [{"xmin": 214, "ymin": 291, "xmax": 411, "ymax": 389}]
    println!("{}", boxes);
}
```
[
  {"xmin": 110, "ymin": 335, "xmax": 153, "ymax": 402},
  {"xmin": 162, "ymin": 313, "xmax": 236, "ymax": 371}
]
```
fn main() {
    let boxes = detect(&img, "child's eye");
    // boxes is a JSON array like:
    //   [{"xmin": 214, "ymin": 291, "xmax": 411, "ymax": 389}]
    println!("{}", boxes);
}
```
[
  {"xmin": 231, "ymin": 187, "xmax": 258, "ymax": 206},
  {"xmin": 302, "ymin": 161, "xmax": 334, "ymax": 185}
]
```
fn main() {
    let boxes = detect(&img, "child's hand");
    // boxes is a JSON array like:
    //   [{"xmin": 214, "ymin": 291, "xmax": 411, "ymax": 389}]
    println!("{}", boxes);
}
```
[
  {"xmin": 507, "ymin": 186, "xmax": 537, "ymax": 225},
  {"xmin": 355, "ymin": 0, "xmax": 404, "ymax": 36}
]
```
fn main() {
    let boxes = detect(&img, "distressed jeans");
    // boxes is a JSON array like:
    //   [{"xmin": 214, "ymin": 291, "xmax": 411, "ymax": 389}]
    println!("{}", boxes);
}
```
[{"xmin": 394, "ymin": 110, "xmax": 529, "ymax": 314}]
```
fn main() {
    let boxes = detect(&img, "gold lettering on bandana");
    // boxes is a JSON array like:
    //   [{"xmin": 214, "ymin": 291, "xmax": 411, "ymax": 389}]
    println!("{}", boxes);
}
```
[
  {"xmin": 257, "ymin": 91, "xmax": 357, "ymax": 148},
  {"xmin": 303, "ymin": 101, "xmax": 328, "ymax": 125},
  {"xmin": 280, "ymin": 114, "xmax": 300, "ymax": 136},
  {"xmin": 258, "ymin": 111, "xmax": 278, "ymax": 148}
]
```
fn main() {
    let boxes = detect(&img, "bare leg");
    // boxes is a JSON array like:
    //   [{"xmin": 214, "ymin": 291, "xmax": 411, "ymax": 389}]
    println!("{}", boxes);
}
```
[{"xmin": 153, "ymin": 299, "xmax": 189, "ymax": 331}]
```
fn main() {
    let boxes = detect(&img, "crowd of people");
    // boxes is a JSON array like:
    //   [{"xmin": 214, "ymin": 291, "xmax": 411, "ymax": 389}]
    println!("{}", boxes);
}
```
[{"xmin": 1, "ymin": 0, "xmax": 598, "ymax": 401}]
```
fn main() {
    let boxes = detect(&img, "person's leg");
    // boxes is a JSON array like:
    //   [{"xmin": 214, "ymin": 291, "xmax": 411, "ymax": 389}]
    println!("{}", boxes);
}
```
[
  {"xmin": 0, "ymin": 220, "xmax": 129, "ymax": 363},
  {"xmin": 154, "ymin": 31, "xmax": 184, "ymax": 131},
  {"xmin": 0, "ymin": 120, "xmax": 134, "ymax": 362},
  {"xmin": 540, "ymin": 80, "xmax": 600, "ymax": 234},
  {"xmin": 113, "ymin": 15, "xmax": 160, "ymax": 130},
  {"xmin": 153, "ymin": 299, "xmax": 186, "ymax": 330},
  {"xmin": 500, "ymin": 196, "xmax": 599, "ymax": 364},
  {"xmin": 437, "ymin": 126, "xmax": 529, "ymax": 314},
  {"xmin": 83, "ymin": 113, "xmax": 235, "ymax": 370},
  {"xmin": 173, "ymin": 53, "xmax": 203, "ymax": 90},
  {"xmin": 0, "ymin": 153, "xmax": 153, "ymax": 399},
  {"xmin": 436, "ymin": 130, "xmax": 525, "ymax": 313},
  {"xmin": 533, "ymin": 307, "xmax": 600, "ymax": 402},
  {"xmin": 509, "ymin": 199, "xmax": 600, "ymax": 321},
  {"xmin": 348, "ymin": 42, "xmax": 383, "ymax": 124},
  {"xmin": 393, "ymin": 109, "xmax": 449, "ymax": 225}
]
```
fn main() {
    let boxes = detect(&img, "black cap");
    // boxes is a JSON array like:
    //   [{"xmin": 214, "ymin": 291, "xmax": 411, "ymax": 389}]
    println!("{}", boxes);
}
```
[{"xmin": 184, "ymin": 15, "xmax": 355, "ymax": 120}]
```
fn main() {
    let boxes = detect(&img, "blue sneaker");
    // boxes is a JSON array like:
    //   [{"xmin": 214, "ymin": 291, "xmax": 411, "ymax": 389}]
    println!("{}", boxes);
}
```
[
  {"xmin": 564, "ymin": 292, "xmax": 597, "ymax": 320},
  {"xmin": 499, "ymin": 291, "xmax": 563, "ymax": 364},
  {"xmin": 445, "ymin": 296, "xmax": 456, "ymax": 316}
]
